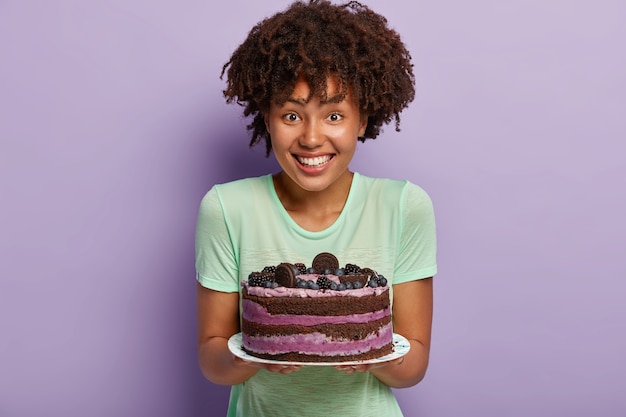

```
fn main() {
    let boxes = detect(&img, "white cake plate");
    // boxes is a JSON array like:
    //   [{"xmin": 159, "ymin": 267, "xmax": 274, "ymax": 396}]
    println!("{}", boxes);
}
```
[{"xmin": 228, "ymin": 332, "xmax": 410, "ymax": 366}]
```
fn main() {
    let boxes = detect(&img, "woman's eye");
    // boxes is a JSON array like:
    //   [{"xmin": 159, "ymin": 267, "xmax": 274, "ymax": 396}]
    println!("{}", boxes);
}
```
[{"xmin": 284, "ymin": 113, "xmax": 300, "ymax": 122}]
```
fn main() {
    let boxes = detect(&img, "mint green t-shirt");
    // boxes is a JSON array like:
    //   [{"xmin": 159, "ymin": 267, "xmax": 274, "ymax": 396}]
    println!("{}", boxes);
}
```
[{"xmin": 195, "ymin": 173, "xmax": 437, "ymax": 417}]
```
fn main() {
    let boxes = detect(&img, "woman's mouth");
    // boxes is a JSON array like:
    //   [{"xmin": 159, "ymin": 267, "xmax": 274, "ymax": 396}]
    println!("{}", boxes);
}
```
[{"xmin": 295, "ymin": 155, "xmax": 333, "ymax": 167}]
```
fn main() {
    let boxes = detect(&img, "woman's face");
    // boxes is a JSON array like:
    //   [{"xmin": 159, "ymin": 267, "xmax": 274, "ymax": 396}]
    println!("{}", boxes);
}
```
[{"xmin": 265, "ymin": 75, "xmax": 367, "ymax": 194}]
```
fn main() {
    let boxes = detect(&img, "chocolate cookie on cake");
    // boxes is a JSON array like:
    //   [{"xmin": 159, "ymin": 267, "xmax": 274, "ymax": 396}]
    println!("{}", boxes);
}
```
[{"xmin": 241, "ymin": 253, "xmax": 392, "ymax": 362}]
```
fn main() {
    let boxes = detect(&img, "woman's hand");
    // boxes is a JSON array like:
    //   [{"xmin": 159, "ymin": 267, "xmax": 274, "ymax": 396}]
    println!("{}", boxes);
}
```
[
  {"xmin": 368, "ymin": 278, "xmax": 433, "ymax": 388},
  {"xmin": 197, "ymin": 283, "xmax": 304, "ymax": 384},
  {"xmin": 334, "ymin": 356, "xmax": 405, "ymax": 374},
  {"xmin": 234, "ymin": 356, "xmax": 303, "ymax": 374},
  {"xmin": 197, "ymin": 285, "xmax": 262, "ymax": 385},
  {"xmin": 334, "ymin": 278, "xmax": 433, "ymax": 387}
]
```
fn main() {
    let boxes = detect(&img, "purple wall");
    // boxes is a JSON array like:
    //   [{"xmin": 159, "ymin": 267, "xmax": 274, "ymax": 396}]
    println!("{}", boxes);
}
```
[{"xmin": 1, "ymin": 0, "xmax": 624, "ymax": 416}]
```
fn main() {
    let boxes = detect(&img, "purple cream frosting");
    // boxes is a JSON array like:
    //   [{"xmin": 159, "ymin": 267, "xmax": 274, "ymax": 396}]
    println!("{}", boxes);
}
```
[{"xmin": 242, "ymin": 299, "xmax": 390, "ymax": 326}]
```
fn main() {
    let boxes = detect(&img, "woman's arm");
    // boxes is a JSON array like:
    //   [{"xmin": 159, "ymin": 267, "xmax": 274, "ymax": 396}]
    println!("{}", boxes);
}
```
[
  {"xmin": 371, "ymin": 278, "xmax": 433, "ymax": 387},
  {"xmin": 197, "ymin": 284, "xmax": 256, "ymax": 385},
  {"xmin": 337, "ymin": 278, "xmax": 433, "ymax": 388},
  {"xmin": 197, "ymin": 283, "xmax": 302, "ymax": 385}
]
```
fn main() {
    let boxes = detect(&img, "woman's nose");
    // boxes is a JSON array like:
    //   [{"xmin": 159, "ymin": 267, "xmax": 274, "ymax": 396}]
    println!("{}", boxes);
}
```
[{"xmin": 298, "ymin": 120, "xmax": 323, "ymax": 148}]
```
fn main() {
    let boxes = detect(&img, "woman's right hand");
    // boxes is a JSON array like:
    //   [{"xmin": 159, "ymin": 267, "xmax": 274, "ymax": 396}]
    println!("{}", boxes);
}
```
[
  {"xmin": 197, "ymin": 285, "xmax": 262, "ymax": 385},
  {"xmin": 234, "ymin": 356, "xmax": 303, "ymax": 374}
]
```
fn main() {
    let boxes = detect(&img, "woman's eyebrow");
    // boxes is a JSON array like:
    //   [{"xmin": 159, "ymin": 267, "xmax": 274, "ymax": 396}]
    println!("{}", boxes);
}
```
[{"xmin": 285, "ymin": 97, "xmax": 307, "ymax": 105}]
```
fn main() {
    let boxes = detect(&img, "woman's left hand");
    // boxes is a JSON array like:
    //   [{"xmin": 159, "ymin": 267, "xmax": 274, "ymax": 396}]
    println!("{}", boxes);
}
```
[
  {"xmin": 333, "ymin": 356, "xmax": 405, "ymax": 374},
  {"xmin": 334, "ymin": 278, "xmax": 433, "ymax": 387}
]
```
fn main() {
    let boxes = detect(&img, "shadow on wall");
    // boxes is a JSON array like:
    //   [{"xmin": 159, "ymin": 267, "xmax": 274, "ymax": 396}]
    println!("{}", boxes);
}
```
[
  {"xmin": 185, "ymin": 121, "xmax": 278, "ymax": 415},
  {"xmin": 175, "ymin": 263, "xmax": 233, "ymax": 417}
]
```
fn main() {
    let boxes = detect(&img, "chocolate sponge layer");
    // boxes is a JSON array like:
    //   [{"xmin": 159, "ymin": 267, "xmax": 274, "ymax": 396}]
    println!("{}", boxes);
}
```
[{"xmin": 242, "ymin": 287, "xmax": 390, "ymax": 316}]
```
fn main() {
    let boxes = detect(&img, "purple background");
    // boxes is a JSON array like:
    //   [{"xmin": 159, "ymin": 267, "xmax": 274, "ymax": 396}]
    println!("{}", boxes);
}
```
[{"xmin": 1, "ymin": 0, "xmax": 625, "ymax": 416}]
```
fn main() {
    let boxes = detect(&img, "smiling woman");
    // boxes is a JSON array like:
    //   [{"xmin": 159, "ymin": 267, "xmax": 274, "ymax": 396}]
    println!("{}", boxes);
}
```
[{"xmin": 195, "ymin": 1, "xmax": 437, "ymax": 416}]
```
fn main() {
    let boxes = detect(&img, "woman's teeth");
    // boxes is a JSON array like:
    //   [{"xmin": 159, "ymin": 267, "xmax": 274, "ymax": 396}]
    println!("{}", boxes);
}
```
[{"xmin": 297, "ymin": 155, "xmax": 332, "ymax": 167}]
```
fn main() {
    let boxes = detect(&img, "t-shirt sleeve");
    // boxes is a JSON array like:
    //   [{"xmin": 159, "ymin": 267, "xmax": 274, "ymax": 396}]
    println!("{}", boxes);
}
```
[
  {"xmin": 393, "ymin": 182, "xmax": 438, "ymax": 284},
  {"xmin": 194, "ymin": 186, "xmax": 240, "ymax": 292}
]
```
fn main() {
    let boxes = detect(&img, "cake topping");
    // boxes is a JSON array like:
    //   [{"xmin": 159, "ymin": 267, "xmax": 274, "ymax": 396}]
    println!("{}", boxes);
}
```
[
  {"xmin": 316, "ymin": 275, "xmax": 334, "ymax": 290},
  {"xmin": 344, "ymin": 263, "xmax": 361, "ymax": 274},
  {"xmin": 312, "ymin": 252, "xmax": 339, "ymax": 273},
  {"xmin": 374, "ymin": 274, "xmax": 388, "ymax": 287},
  {"xmin": 294, "ymin": 263, "xmax": 307, "ymax": 275},
  {"xmin": 359, "ymin": 267, "xmax": 375, "ymax": 277},
  {"xmin": 245, "ymin": 253, "xmax": 388, "ymax": 292},
  {"xmin": 248, "ymin": 272, "xmax": 273, "ymax": 287},
  {"xmin": 274, "ymin": 263, "xmax": 297, "ymax": 288}
]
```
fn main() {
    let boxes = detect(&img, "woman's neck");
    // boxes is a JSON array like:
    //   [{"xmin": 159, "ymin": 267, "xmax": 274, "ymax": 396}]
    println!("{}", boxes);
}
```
[{"xmin": 272, "ymin": 171, "xmax": 353, "ymax": 232}]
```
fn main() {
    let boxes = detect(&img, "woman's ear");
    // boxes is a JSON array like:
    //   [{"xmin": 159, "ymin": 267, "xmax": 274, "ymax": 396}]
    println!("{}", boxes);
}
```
[
  {"xmin": 264, "ymin": 114, "xmax": 271, "ymax": 133},
  {"xmin": 358, "ymin": 114, "xmax": 368, "ymax": 137}
]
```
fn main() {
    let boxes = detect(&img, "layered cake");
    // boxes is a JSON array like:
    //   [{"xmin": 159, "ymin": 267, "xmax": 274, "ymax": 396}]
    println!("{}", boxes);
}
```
[{"xmin": 241, "ymin": 252, "xmax": 393, "ymax": 362}]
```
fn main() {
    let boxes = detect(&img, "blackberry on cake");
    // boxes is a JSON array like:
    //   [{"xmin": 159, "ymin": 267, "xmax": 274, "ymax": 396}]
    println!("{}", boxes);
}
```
[
  {"xmin": 294, "ymin": 263, "xmax": 307, "ymax": 275},
  {"xmin": 316, "ymin": 275, "xmax": 333, "ymax": 290},
  {"xmin": 344, "ymin": 263, "xmax": 360, "ymax": 274},
  {"xmin": 248, "ymin": 272, "xmax": 271, "ymax": 287}
]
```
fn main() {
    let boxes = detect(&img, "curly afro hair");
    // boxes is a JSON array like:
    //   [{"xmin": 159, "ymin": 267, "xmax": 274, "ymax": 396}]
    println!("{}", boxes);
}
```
[{"xmin": 221, "ymin": 0, "xmax": 415, "ymax": 156}]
